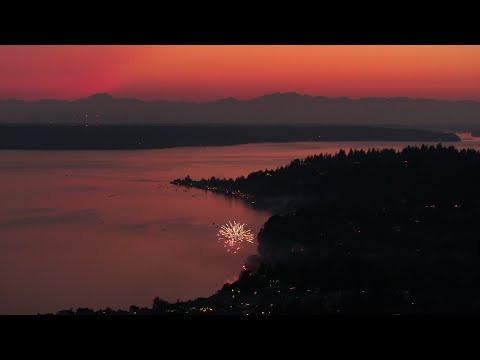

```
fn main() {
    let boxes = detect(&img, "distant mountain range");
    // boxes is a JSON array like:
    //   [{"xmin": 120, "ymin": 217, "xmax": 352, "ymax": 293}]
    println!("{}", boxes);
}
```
[{"xmin": 1, "ymin": 92, "xmax": 480, "ymax": 130}]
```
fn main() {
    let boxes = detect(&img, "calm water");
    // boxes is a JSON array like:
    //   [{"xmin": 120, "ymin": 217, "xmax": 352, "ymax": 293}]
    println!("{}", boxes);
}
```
[{"xmin": 2, "ymin": 139, "xmax": 480, "ymax": 314}]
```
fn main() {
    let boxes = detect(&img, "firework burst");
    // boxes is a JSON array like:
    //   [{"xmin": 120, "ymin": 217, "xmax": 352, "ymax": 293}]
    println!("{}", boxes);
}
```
[{"xmin": 217, "ymin": 221, "xmax": 254, "ymax": 253}]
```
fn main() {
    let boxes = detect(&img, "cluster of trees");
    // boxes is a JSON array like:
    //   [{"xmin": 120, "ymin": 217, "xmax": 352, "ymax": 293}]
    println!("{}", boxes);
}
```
[
  {"xmin": 178, "ymin": 144, "xmax": 480, "ymax": 206},
  {"xmin": 58, "ymin": 145, "xmax": 480, "ymax": 314},
  {"xmin": 56, "ymin": 297, "xmax": 173, "ymax": 315},
  {"xmin": 176, "ymin": 145, "xmax": 480, "ymax": 313}
]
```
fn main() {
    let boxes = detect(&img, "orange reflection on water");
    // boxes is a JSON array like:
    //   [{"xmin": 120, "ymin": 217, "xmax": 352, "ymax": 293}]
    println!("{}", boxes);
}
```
[{"xmin": 1, "ymin": 139, "xmax": 479, "ymax": 314}]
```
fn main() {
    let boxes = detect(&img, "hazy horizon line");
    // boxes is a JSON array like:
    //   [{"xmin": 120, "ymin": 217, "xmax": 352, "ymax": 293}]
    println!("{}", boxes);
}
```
[{"xmin": 1, "ymin": 91, "xmax": 480, "ymax": 104}]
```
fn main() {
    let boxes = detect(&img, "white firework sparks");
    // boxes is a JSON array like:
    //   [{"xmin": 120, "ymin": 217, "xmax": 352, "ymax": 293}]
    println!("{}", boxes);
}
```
[{"xmin": 217, "ymin": 221, "xmax": 254, "ymax": 253}]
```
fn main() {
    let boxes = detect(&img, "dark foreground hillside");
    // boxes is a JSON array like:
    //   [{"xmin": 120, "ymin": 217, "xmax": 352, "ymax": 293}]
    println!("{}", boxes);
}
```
[{"xmin": 57, "ymin": 145, "xmax": 480, "ymax": 315}]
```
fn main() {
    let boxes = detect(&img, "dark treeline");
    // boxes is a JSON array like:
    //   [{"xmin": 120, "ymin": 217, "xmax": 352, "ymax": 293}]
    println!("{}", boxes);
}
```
[
  {"xmin": 57, "ymin": 145, "xmax": 480, "ymax": 315},
  {"xmin": 0, "ymin": 125, "xmax": 459, "ymax": 150},
  {"xmin": 173, "ymin": 144, "xmax": 480, "ymax": 210},
  {"xmin": 169, "ymin": 145, "xmax": 480, "ymax": 314}
]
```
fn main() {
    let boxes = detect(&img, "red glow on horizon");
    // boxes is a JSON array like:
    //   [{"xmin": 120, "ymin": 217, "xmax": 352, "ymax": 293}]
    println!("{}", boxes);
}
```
[{"xmin": 1, "ymin": 45, "xmax": 480, "ymax": 102}]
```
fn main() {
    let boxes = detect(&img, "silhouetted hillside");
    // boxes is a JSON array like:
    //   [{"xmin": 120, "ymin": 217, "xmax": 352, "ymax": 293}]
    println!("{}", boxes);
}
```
[
  {"xmin": 55, "ymin": 145, "xmax": 480, "ymax": 315},
  {"xmin": 2, "ymin": 92, "xmax": 480, "ymax": 129},
  {"xmin": 173, "ymin": 144, "xmax": 476, "ymax": 212},
  {"xmin": 168, "ymin": 145, "xmax": 480, "ymax": 314},
  {"xmin": 56, "ymin": 145, "xmax": 480, "ymax": 315},
  {"xmin": 0, "ymin": 125, "xmax": 459, "ymax": 150}
]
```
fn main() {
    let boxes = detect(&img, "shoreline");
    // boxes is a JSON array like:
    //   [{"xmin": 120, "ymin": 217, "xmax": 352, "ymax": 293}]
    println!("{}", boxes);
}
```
[
  {"xmin": 0, "ymin": 137, "xmax": 464, "ymax": 150},
  {"xmin": 0, "ymin": 124, "xmax": 461, "ymax": 150},
  {"xmin": 51, "ymin": 144, "xmax": 480, "ymax": 315}
]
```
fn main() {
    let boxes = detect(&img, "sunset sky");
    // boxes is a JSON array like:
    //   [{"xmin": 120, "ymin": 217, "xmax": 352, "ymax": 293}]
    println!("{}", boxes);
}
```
[{"xmin": 1, "ymin": 45, "xmax": 480, "ymax": 102}]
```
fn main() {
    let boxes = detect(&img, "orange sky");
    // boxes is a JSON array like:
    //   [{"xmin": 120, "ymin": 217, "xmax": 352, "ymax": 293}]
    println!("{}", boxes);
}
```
[{"xmin": 1, "ymin": 45, "xmax": 479, "ymax": 101}]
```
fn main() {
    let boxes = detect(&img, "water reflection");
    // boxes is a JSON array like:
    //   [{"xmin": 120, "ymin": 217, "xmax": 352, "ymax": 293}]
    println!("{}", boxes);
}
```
[{"xmin": 2, "ymin": 139, "xmax": 480, "ymax": 314}]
